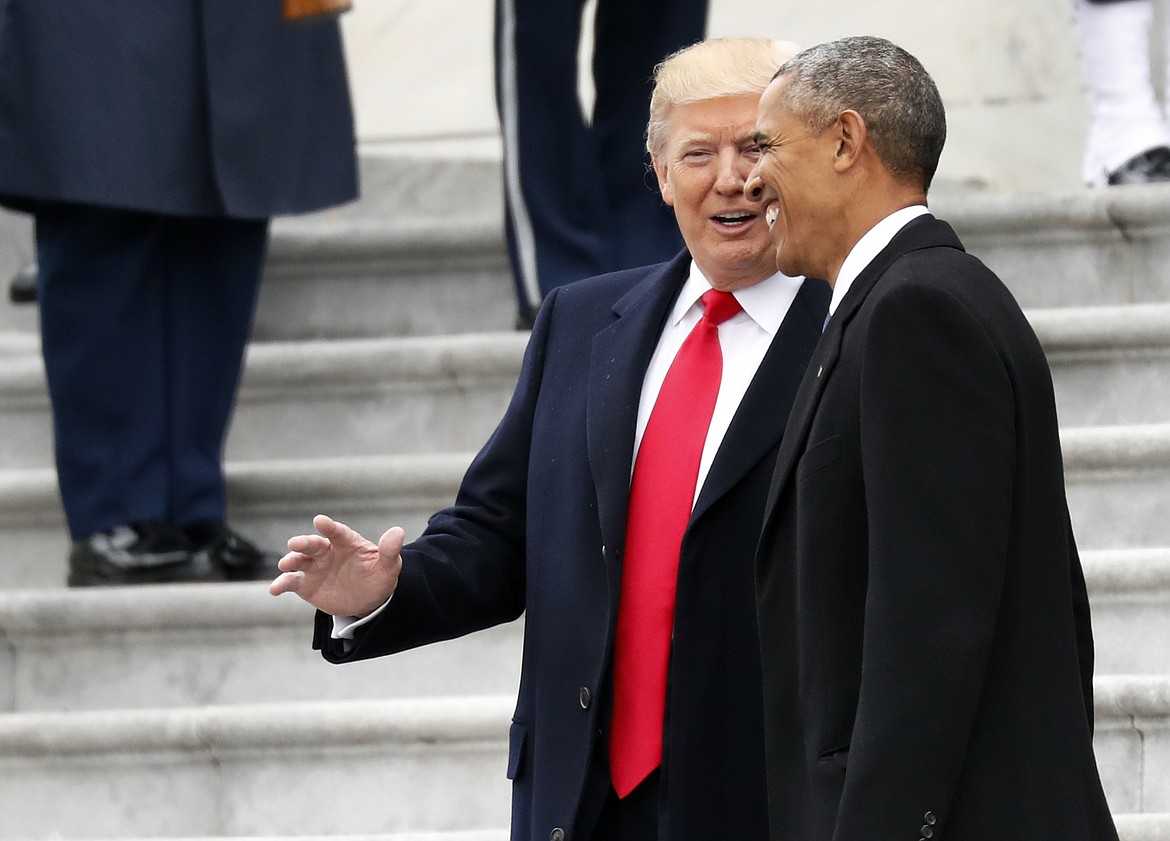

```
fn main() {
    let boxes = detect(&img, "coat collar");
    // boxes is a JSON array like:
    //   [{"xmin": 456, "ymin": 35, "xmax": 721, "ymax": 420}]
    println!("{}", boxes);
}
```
[
  {"xmin": 586, "ymin": 251, "xmax": 692, "ymax": 569},
  {"xmin": 761, "ymin": 215, "xmax": 965, "ymax": 520},
  {"xmin": 585, "ymin": 251, "xmax": 833, "ymax": 575},
  {"xmin": 691, "ymin": 276, "xmax": 830, "ymax": 522}
]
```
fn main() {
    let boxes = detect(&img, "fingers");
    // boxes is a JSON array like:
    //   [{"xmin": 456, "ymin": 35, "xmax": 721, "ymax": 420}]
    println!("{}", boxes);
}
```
[
  {"xmin": 268, "ymin": 569, "xmax": 303, "ymax": 597},
  {"xmin": 313, "ymin": 513, "xmax": 379, "ymax": 553},
  {"xmin": 286, "ymin": 532, "xmax": 333, "ymax": 557},
  {"xmin": 287, "ymin": 513, "xmax": 352, "ymax": 558},
  {"xmin": 271, "ymin": 516, "xmax": 403, "ymax": 605},
  {"xmin": 312, "ymin": 512, "xmax": 337, "ymax": 533},
  {"xmin": 277, "ymin": 549, "xmax": 310, "ymax": 572},
  {"xmin": 378, "ymin": 525, "xmax": 406, "ymax": 562}
]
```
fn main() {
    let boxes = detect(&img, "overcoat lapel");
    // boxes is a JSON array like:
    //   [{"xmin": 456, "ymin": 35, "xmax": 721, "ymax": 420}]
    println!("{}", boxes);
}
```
[
  {"xmin": 761, "ymin": 215, "xmax": 965, "ymax": 520},
  {"xmin": 691, "ymin": 277, "xmax": 830, "ymax": 521},
  {"xmin": 586, "ymin": 252, "xmax": 690, "ymax": 594}
]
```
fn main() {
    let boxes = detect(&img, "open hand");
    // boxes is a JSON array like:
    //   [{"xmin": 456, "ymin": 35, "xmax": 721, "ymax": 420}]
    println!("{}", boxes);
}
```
[{"xmin": 269, "ymin": 513, "xmax": 404, "ymax": 618}]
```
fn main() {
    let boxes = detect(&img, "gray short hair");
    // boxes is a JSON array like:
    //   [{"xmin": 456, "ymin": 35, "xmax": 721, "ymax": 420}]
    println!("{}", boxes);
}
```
[{"xmin": 774, "ymin": 36, "xmax": 946, "ymax": 191}]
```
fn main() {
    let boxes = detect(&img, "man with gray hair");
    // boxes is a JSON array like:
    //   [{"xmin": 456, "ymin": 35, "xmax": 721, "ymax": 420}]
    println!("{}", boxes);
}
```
[
  {"xmin": 274, "ymin": 37, "xmax": 828, "ymax": 841},
  {"xmin": 747, "ymin": 35, "xmax": 1119, "ymax": 841}
]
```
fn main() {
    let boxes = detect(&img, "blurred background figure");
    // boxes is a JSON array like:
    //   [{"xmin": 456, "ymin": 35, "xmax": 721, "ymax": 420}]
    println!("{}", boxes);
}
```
[
  {"xmin": 0, "ymin": 1, "xmax": 358, "ymax": 586},
  {"xmin": 7, "ymin": 261, "xmax": 36, "ymax": 303},
  {"xmin": 1076, "ymin": 0, "xmax": 1170, "ymax": 184},
  {"xmin": 495, "ymin": 0, "xmax": 708, "ymax": 327}
]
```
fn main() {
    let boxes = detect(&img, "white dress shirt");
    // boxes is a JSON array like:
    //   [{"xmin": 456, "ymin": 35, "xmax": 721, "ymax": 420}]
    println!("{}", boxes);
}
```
[
  {"xmin": 828, "ymin": 205, "xmax": 931, "ymax": 317},
  {"xmin": 634, "ymin": 261, "xmax": 805, "ymax": 506},
  {"xmin": 335, "ymin": 261, "xmax": 806, "ymax": 639}
]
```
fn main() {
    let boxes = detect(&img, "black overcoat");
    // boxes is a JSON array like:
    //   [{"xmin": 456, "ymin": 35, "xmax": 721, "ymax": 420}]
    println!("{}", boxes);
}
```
[
  {"xmin": 755, "ymin": 215, "xmax": 1119, "ymax": 841},
  {"xmin": 315, "ymin": 251, "xmax": 830, "ymax": 841}
]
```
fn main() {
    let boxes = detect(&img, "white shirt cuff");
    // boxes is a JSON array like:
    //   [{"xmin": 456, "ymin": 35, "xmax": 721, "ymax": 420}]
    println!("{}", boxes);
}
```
[{"xmin": 331, "ymin": 594, "xmax": 392, "ymax": 639}]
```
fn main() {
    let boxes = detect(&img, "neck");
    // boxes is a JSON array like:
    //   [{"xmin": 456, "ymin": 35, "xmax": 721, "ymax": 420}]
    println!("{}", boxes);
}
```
[{"xmin": 825, "ymin": 188, "xmax": 927, "ymax": 286}]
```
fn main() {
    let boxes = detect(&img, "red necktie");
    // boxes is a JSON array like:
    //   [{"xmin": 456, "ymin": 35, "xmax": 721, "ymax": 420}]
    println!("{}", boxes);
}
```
[{"xmin": 608, "ymin": 288, "xmax": 743, "ymax": 798}]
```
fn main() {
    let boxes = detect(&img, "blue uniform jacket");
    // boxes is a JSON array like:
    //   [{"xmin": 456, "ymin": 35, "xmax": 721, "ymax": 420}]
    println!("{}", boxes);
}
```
[{"xmin": 0, "ymin": 0, "xmax": 357, "ymax": 217}]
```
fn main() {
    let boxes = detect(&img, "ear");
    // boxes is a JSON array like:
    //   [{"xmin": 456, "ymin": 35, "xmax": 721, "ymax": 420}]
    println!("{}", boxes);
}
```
[
  {"xmin": 652, "ymin": 154, "xmax": 675, "ymax": 207},
  {"xmin": 831, "ymin": 110, "xmax": 867, "ymax": 173}
]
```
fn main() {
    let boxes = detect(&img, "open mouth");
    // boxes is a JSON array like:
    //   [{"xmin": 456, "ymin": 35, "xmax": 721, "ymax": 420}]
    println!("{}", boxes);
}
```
[{"xmin": 712, "ymin": 210, "xmax": 755, "ymax": 227}]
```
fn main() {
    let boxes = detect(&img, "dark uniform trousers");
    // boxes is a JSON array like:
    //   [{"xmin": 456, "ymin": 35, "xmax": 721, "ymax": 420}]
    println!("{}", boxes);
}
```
[{"xmin": 35, "ymin": 201, "xmax": 268, "ymax": 539}]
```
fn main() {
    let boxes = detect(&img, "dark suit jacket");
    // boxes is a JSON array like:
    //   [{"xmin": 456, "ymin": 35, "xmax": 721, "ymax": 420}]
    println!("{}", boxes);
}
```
[
  {"xmin": 754, "ymin": 216, "xmax": 1119, "ymax": 841},
  {"xmin": 314, "ymin": 251, "xmax": 830, "ymax": 841},
  {"xmin": 0, "ymin": 0, "xmax": 356, "ymax": 217}
]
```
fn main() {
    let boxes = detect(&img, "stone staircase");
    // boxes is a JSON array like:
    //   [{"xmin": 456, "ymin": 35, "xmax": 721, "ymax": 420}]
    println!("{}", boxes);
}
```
[{"xmin": 1, "ymin": 158, "xmax": 1170, "ymax": 840}]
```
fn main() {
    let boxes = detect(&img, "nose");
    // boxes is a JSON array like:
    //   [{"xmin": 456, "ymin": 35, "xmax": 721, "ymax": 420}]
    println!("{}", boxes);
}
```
[
  {"xmin": 745, "ymin": 171, "xmax": 764, "ymax": 201},
  {"xmin": 714, "ymin": 151, "xmax": 746, "ymax": 194}
]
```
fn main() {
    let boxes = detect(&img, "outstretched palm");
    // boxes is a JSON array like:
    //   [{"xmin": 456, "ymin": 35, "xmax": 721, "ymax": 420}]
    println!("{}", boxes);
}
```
[{"xmin": 270, "ymin": 513, "xmax": 404, "ymax": 619}]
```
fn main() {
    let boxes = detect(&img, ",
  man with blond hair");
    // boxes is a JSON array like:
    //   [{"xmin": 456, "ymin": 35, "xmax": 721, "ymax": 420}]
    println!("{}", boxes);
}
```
[
  {"xmin": 272, "ymin": 38, "xmax": 828, "ymax": 841},
  {"xmin": 747, "ymin": 36, "xmax": 1119, "ymax": 841}
]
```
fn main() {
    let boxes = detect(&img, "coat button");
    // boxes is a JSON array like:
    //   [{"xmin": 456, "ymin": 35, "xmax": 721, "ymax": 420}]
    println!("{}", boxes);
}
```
[
  {"xmin": 550, "ymin": 829, "xmax": 565, "ymax": 841},
  {"xmin": 921, "ymin": 827, "xmax": 934, "ymax": 839},
  {"xmin": 924, "ymin": 811, "xmax": 937, "ymax": 825},
  {"xmin": 579, "ymin": 686, "xmax": 592, "ymax": 709}
]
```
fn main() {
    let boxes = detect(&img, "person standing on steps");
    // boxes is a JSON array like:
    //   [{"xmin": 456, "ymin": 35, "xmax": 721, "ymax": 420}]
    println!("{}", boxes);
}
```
[
  {"xmin": 273, "ymin": 37, "xmax": 829, "ymax": 841},
  {"xmin": 748, "ymin": 35, "xmax": 1120, "ymax": 841},
  {"xmin": 0, "ymin": 1, "xmax": 359, "ymax": 586},
  {"xmin": 495, "ymin": 0, "xmax": 709, "ymax": 328}
]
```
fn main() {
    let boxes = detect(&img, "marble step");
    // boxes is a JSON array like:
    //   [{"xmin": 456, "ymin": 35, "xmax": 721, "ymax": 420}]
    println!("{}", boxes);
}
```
[
  {"xmin": 0, "ymin": 679, "xmax": 1167, "ymax": 839},
  {"xmin": 2, "ymin": 299, "xmax": 1170, "ymax": 472},
  {"xmin": 156, "ymin": 185, "xmax": 1170, "ymax": 340},
  {"xmin": 930, "ymin": 185, "xmax": 1170, "ymax": 309},
  {"xmin": 0, "ymin": 452, "xmax": 472, "ymax": 589},
  {"xmin": 1031, "ymin": 303, "xmax": 1170, "ymax": 427},
  {"xmin": 0, "ymin": 582, "xmax": 522, "ymax": 713},
  {"xmin": 255, "ymin": 217, "xmax": 513, "ymax": 341},
  {"xmin": 1062, "ymin": 423, "xmax": 1170, "ymax": 551},
  {"xmin": 1114, "ymin": 814, "xmax": 1170, "ymax": 841},
  {"xmin": 72, "ymin": 835, "xmax": 509, "ymax": 841},
  {"xmin": 9, "ymin": 179, "xmax": 1170, "ymax": 342},
  {"xmin": 262, "ymin": 176, "xmax": 1170, "ymax": 329},
  {"xmin": 0, "ymin": 216, "xmax": 515, "ymax": 344},
  {"xmin": 4, "ymin": 422, "xmax": 1170, "ymax": 587},
  {"xmin": 0, "ymin": 548, "xmax": 1163, "ymax": 716},
  {"xmin": 1095, "ymin": 676, "xmax": 1170, "ymax": 816},
  {"xmin": 0, "ymin": 695, "xmax": 514, "ymax": 839},
  {"xmin": 2, "ymin": 823, "xmax": 1162, "ymax": 841},
  {"xmin": 0, "ymin": 154, "xmax": 511, "ymax": 341},
  {"xmin": 0, "ymin": 332, "xmax": 526, "ymax": 471},
  {"xmin": 1084, "ymin": 548, "xmax": 1170, "ymax": 674}
]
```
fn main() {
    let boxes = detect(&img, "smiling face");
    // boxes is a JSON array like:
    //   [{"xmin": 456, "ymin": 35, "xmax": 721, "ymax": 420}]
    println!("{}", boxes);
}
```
[
  {"xmin": 746, "ymin": 78, "xmax": 843, "ymax": 283},
  {"xmin": 653, "ymin": 94, "xmax": 778, "ymax": 291}
]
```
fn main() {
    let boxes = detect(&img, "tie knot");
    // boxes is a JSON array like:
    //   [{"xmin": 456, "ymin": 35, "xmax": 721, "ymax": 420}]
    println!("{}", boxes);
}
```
[{"xmin": 700, "ymin": 289, "xmax": 742, "ymax": 326}]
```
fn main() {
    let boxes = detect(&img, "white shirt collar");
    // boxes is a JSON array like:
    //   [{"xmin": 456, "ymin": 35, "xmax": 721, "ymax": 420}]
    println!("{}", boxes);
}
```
[
  {"xmin": 671, "ymin": 260, "xmax": 805, "ymax": 335},
  {"xmin": 828, "ymin": 205, "xmax": 931, "ymax": 316}
]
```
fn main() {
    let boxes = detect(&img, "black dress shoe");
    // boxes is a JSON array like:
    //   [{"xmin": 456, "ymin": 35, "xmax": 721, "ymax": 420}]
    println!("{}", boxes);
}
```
[
  {"xmin": 1107, "ymin": 146, "xmax": 1170, "ymax": 185},
  {"xmin": 8, "ymin": 262, "xmax": 37, "ymax": 304},
  {"xmin": 68, "ymin": 520, "xmax": 204, "ymax": 587},
  {"xmin": 182, "ymin": 520, "xmax": 282, "ymax": 581},
  {"xmin": 514, "ymin": 307, "xmax": 537, "ymax": 331}
]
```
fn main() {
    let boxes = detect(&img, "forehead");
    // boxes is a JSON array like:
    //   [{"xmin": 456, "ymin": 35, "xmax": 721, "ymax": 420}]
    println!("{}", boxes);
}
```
[
  {"xmin": 756, "ymin": 79, "xmax": 795, "ymax": 131},
  {"xmin": 664, "ymin": 94, "xmax": 760, "ymax": 141}
]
